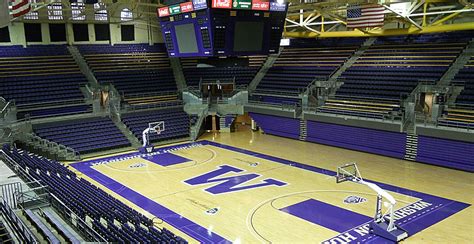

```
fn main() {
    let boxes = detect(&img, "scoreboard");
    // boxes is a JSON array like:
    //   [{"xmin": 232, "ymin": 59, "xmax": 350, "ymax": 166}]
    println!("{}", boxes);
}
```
[{"xmin": 157, "ymin": 0, "xmax": 287, "ymax": 57}]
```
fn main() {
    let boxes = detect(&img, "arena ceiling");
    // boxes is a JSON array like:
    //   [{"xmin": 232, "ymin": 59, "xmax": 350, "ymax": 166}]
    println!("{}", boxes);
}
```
[{"xmin": 17, "ymin": 0, "xmax": 474, "ymax": 38}]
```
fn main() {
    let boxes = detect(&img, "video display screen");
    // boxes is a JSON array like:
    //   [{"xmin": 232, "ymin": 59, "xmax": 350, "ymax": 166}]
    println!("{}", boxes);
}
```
[
  {"xmin": 233, "ymin": 21, "xmax": 264, "ymax": 52},
  {"xmin": 175, "ymin": 23, "xmax": 199, "ymax": 53}
]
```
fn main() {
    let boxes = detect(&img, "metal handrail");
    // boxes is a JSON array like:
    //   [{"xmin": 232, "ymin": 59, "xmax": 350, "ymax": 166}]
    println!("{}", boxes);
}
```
[
  {"xmin": 24, "ymin": 133, "xmax": 80, "ymax": 160},
  {"xmin": 0, "ymin": 198, "xmax": 38, "ymax": 244},
  {"xmin": 330, "ymin": 95, "xmax": 401, "ymax": 104},
  {"xmin": 251, "ymin": 89, "xmax": 300, "ymax": 97},
  {"xmin": 126, "ymin": 100, "xmax": 183, "ymax": 112},
  {"xmin": 16, "ymin": 99, "xmax": 84, "ymax": 110},
  {"xmin": 0, "ymin": 150, "xmax": 105, "ymax": 242},
  {"xmin": 122, "ymin": 90, "xmax": 178, "ymax": 99},
  {"xmin": 308, "ymin": 106, "xmax": 402, "ymax": 122},
  {"xmin": 247, "ymin": 100, "xmax": 299, "ymax": 111},
  {"xmin": 0, "ymin": 99, "xmax": 16, "ymax": 117},
  {"xmin": 50, "ymin": 194, "xmax": 108, "ymax": 242}
]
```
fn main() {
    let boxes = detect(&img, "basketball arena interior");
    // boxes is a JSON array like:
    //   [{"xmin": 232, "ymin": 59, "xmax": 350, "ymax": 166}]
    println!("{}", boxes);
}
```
[{"xmin": 0, "ymin": 0, "xmax": 473, "ymax": 243}]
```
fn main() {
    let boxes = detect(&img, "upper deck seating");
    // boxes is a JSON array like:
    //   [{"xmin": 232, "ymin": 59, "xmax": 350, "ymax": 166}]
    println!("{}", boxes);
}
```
[
  {"xmin": 77, "ymin": 44, "xmax": 178, "ymax": 107},
  {"xmin": 453, "ymin": 55, "xmax": 474, "ymax": 105},
  {"xmin": 0, "ymin": 45, "xmax": 89, "ymax": 118},
  {"xmin": 323, "ymin": 32, "xmax": 473, "ymax": 119},
  {"xmin": 252, "ymin": 38, "xmax": 364, "ymax": 104}
]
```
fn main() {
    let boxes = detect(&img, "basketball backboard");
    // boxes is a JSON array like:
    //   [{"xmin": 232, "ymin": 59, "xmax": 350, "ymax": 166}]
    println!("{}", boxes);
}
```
[
  {"xmin": 336, "ymin": 163, "xmax": 362, "ymax": 183},
  {"xmin": 148, "ymin": 121, "xmax": 165, "ymax": 134}
]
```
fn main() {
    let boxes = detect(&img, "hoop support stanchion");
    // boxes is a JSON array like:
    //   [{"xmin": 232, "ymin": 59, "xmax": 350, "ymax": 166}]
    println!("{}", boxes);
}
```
[{"xmin": 336, "ymin": 163, "xmax": 408, "ymax": 242}]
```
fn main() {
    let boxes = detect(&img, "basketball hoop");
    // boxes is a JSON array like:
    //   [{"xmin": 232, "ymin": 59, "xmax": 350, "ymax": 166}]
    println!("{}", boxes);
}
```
[
  {"xmin": 140, "ymin": 121, "xmax": 165, "ymax": 153},
  {"xmin": 336, "ymin": 163, "xmax": 408, "ymax": 242},
  {"xmin": 336, "ymin": 163, "xmax": 362, "ymax": 183},
  {"xmin": 148, "ymin": 121, "xmax": 165, "ymax": 135}
]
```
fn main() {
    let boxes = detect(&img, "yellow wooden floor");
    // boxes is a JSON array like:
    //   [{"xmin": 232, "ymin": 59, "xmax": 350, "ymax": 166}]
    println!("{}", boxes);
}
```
[{"xmin": 72, "ymin": 125, "xmax": 474, "ymax": 243}]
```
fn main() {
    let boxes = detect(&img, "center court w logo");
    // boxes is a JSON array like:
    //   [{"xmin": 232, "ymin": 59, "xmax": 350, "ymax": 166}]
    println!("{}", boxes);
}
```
[{"xmin": 184, "ymin": 165, "xmax": 287, "ymax": 194}]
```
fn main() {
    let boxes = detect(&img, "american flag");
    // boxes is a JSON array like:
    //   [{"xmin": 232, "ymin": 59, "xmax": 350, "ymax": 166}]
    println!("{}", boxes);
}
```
[
  {"xmin": 347, "ymin": 4, "xmax": 385, "ymax": 29},
  {"xmin": 11, "ymin": 0, "xmax": 31, "ymax": 18}
]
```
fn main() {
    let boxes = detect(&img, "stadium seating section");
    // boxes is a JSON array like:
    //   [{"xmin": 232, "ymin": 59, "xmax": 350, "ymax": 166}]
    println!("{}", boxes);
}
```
[
  {"xmin": 252, "ymin": 38, "xmax": 364, "ymax": 105},
  {"xmin": 438, "ymin": 108, "xmax": 474, "ymax": 130},
  {"xmin": 1, "ymin": 145, "xmax": 187, "ymax": 243},
  {"xmin": 121, "ymin": 107, "xmax": 190, "ymax": 144},
  {"xmin": 322, "ymin": 32, "xmax": 472, "ymax": 119},
  {"xmin": 453, "ymin": 55, "xmax": 474, "ymax": 105},
  {"xmin": 181, "ymin": 56, "xmax": 266, "ymax": 87},
  {"xmin": 0, "ymin": 45, "xmax": 90, "ymax": 119},
  {"xmin": 440, "ymin": 53, "xmax": 474, "ymax": 129},
  {"xmin": 33, "ymin": 117, "xmax": 130, "ymax": 154},
  {"xmin": 77, "ymin": 44, "xmax": 179, "ymax": 108}
]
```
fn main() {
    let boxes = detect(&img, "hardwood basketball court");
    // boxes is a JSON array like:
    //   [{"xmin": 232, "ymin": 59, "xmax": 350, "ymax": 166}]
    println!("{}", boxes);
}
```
[{"xmin": 69, "ymin": 126, "xmax": 473, "ymax": 243}]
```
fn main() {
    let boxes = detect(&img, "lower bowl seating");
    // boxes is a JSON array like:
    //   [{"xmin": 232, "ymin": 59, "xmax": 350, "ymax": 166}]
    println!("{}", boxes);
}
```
[
  {"xmin": 438, "ymin": 107, "xmax": 474, "ymax": 129},
  {"xmin": 33, "ymin": 117, "xmax": 131, "ymax": 154},
  {"xmin": 1, "ymin": 145, "xmax": 187, "ymax": 243},
  {"xmin": 121, "ymin": 107, "xmax": 190, "ymax": 144}
]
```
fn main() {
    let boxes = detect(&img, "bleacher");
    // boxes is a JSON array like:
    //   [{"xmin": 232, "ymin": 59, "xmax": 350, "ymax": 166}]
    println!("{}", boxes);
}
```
[
  {"xmin": 1, "ymin": 145, "xmax": 187, "ymax": 243},
  {"xmin": 437, "ymin": 49, "xmax": 474, "ymax": 129},
  {"xmin": 77, "ymin": 44, "xmax": 179, "ymax": 108},
  {"xmin": 252, "ymin": 38, "xmax": 364, "ymax": 105},
  {"xmin": 33, "ymin": 117, "xmax": 130, "ymax": 154},
  {"xmin": 24, "ymin": 209, "xmax": 61, "ymax": 244},
  {"xmin": 453, "ymin": 55, "xmax": 474, "ymax": 105},
  {"xmin": 0, "ymin": 45, "xmax": 90, "ymax": 119},
  {"xmin": 181, "ymin": 55, "xmax": 266, "ymax": 87},
  {"xmin": 321, "ymin": 32, "xmax": 472, "ymax": 119},
  {"xmin": 0, "ymin": 220, "xmax": 12, "ymax": 243},
  {"xmin": 438, "ymin": 108, "xmax": 474, "ymax": 130},
  {"xmin": 121, "ymin": 107, "xmax": 190, "ymax": 144}
]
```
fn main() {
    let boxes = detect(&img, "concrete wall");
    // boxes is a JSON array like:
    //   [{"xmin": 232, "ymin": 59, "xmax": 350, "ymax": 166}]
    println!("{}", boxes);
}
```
[
  {"xmin": 416, "ymin": 126, "xmax": 474, "ymax": 143},
  {"xmin": 304, "ymin": 113, "xmax": 402, "ymax": 133}
]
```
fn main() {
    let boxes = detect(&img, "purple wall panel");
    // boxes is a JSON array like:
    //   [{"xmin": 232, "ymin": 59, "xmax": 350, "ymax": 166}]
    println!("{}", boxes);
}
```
[
  {"xmin": 249, "ymin": 114, "xmax": 473, "ymax": 172},
  {"xmin": 417, "ymin": 136, "xmax": 474, "ymax": 172},
  {"xmin": 306, "ymin": 121, "xmax": 406, "ymax": 159},
  {"xmin": 249, "ymin": 113, "xmax": 300, "ymax": 139}
]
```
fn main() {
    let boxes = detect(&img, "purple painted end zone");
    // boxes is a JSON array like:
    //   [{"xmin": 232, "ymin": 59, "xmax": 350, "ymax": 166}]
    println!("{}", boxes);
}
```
[
  {"xmin": 280, "ymin": 199, "xmax": 372, "ymax": 233},
  {"xmin": 144, "ymin": 153, "xmax": 190, "ymax": 166}
]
